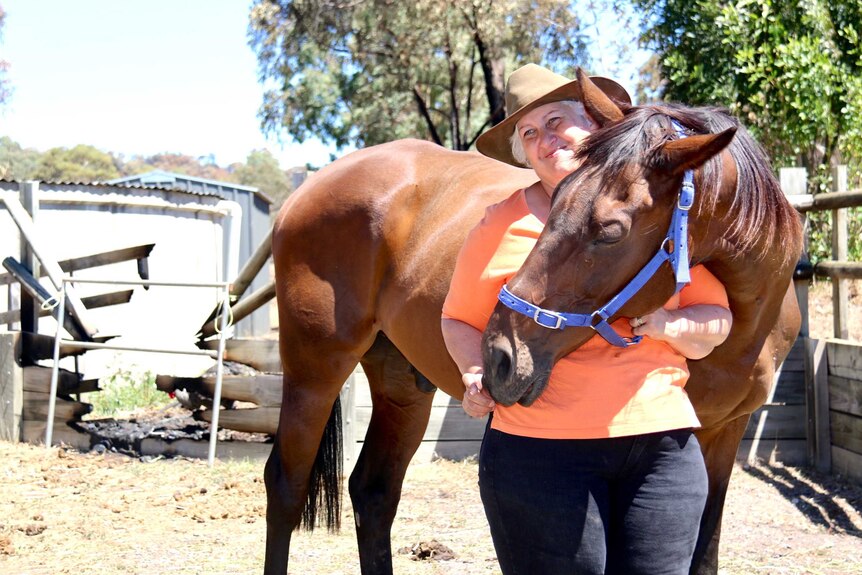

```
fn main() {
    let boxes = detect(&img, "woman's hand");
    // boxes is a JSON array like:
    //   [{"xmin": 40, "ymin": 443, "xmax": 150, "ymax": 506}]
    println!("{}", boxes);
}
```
[
  {"xmin": 441, "ymin": 318, "xmax": 498, "ymax": 418},
  {"xmin": 462, "ymin": 370, "xmax": 496, "ymax": 418},
  {"xmin": 629, "ymin": 304, "xmax": 733, "ymax": 360}
]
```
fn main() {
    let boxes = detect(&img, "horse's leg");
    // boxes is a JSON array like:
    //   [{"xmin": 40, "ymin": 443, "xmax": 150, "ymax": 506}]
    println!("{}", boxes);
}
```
[
  {"xmin": 350, "ymin": 335, "xmax": 436, "ymax": 575},
  {"xmin": 691, "ymin": 414, "xmax": 750, "ymax": 575},
  {"xmin": 263, "ymin": 350, "xmax": 361, "ymax": 575}
]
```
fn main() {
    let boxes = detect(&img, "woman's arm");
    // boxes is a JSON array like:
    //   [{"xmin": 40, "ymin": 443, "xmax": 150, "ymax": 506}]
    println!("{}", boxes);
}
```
[
  {"xmin": 441, "ymin": 318, "xmax": 496, "ymax": 417},
  {"xmin": 630, "ymin": 304, "xmax": 733, "ymax": 360}
]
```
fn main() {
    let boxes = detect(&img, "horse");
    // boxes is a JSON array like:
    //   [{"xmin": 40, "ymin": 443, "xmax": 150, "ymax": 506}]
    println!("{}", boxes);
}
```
[
  {"xmin": 264, "ymin": 72, "xmax": 802, "ymax": 574},
  {"xmin": 481, "ymin": 71, "xmax": 803, "ymax": 572}
]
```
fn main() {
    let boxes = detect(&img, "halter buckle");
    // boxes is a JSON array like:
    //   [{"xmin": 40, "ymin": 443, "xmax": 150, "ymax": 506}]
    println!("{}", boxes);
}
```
[
  {"xmin": 678, "ymin": 181, "xmax": 694, "ymax": 211},
  {"xmin": 533, "ymin": 308, "xmax": 564, "ymax": 330}
]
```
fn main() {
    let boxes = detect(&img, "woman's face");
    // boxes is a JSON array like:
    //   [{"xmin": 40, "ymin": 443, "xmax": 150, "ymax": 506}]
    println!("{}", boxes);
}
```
[{"xmin": 516, "ymin": 100, "xmax": 596, "ymax": 189}]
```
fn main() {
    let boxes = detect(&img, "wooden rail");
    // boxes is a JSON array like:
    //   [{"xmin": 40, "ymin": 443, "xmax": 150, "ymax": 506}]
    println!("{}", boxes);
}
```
[
  {"xmin": 789, "ymin": 188, "xmax": 862, "ymax": 212},
  {"xmin": 0, "ymin": 289, "xmax": 134, "ymax": 324},
  {"xmin": 813, "ymin": 261, "xmax": 862, "ymax": 280},
  {"xmin": 0, "ymin": 243, "xmax": 155, "ymax": 286}
]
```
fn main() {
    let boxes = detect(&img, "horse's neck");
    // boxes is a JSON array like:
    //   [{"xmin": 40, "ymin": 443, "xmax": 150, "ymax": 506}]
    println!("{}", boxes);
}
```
[{"xmin": 696, "ymin": 220, "xmax": 798, "ymax": 385}]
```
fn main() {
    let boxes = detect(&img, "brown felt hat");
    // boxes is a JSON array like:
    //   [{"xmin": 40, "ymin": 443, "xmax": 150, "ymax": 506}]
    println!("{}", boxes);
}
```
[{"xmin": 475, "ymin": 64, "xmax": 632, "ymax": 167}]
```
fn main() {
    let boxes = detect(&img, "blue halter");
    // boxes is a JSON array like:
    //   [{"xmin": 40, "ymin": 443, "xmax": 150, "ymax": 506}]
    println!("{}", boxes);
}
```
[{"xmin": 497, "ymin": 120, "xmax": 695, "ymax": 348}]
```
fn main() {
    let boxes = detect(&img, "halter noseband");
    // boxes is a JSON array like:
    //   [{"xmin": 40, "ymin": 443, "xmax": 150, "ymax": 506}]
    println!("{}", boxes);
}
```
[{"xmin": 497, "ymin": 120, "xmax": 694, "ymax": 348}]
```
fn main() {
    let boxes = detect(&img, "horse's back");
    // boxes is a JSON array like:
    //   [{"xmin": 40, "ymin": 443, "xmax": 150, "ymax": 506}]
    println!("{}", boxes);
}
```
[{"xmin": 272, "ymin": 139, "xmax": 536, "ymax": 392}]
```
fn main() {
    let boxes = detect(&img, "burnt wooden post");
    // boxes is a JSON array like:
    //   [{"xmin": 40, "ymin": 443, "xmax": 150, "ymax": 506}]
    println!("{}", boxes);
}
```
[{"xmin": 19, "ymin": 182, "xmax": 40, "ymax": 341}]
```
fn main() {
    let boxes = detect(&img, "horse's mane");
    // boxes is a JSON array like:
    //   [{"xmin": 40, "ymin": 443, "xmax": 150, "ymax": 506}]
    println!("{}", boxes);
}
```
[{"xmin": 576, "ymin": 103, "xmax": 800, "ymax": 264}]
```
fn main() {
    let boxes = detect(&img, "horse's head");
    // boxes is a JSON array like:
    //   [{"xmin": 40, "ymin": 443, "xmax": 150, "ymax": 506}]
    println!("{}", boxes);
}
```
[{"xmin": 482, "ymin": 70, "xmax": 737, "ymax": 407}]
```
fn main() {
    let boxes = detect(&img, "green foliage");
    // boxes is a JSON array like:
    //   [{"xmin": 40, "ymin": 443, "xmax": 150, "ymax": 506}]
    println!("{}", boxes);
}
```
[
  {"xmin": 248, "ymin": 0, "xmax": 593, "ymax": 152},
  {"xmin": 805, "ymin": 165, "xmax": 862, "ymax": 265},
  {"xmin": 807, "ymin": 207, "xmax": 862, "ymax": 265},
  {"xmin": 33, "ymin": 144, "xmax": 121, "ymax": 183},
  {"xmin": 234, "ymin": 148, "xmax": 292, "ymax": 209},
  {"xmin": 633, "ymin": 0, "xmax": 862, "ymax": 179},
  {"xmin": 88, "ymin": 366, "xmax": 171, "ymax": 418},
  {"xmin": 0, "ymin": 136, "xmax": 41, "ymax": 179},
  {"xmin": 632, "ymin": 0, "xmax": 862, "ymax": 265}
]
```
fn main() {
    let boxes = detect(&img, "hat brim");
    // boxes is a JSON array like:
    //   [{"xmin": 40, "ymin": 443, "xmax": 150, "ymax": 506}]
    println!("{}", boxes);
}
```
[{"xmin": 475, "ymin": 76, "xmax": 631, "ymax": 168}]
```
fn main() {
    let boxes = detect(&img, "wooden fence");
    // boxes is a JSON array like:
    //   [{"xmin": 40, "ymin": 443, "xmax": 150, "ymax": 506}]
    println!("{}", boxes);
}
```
[
  {"xmin": 780, "ymin": 166, "xmax": 862, "ymax": 481},
  {"xmin": 809, "ymin": 339, "xmax": 862, "ymax": 481}
]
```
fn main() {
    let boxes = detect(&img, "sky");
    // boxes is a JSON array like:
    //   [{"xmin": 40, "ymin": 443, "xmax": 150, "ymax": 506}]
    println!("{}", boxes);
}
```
[
  {"xmin": 0, "ymin": 0, "xmax": 337, "ymax": 169},
  {"xmin": 0, "ymin": 1, "xmax": 646, "ymax": 172}
]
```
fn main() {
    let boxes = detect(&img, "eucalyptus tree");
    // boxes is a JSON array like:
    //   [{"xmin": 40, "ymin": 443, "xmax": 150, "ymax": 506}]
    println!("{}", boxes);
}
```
[
  {"xmin": 0, "ymin": 137, "xmax": 40, "ymax": 180},
  {"xmin": 34, "ymin": 145, "xmax": 120, "ymax": 183},
  {"xmin": 235, "ymin": 148, "xmax": 292, "ymax": 208},
  {"xmin": 248, "ymin": 0, "xmax": 591, "ymax": 154}
]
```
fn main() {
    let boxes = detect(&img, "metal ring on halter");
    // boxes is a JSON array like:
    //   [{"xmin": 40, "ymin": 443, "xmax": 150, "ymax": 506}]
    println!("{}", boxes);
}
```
[
  {"xmin": 660, "ymin": 237, "xmax": 674, "ymax": 254},
  {"xmin": 634, "ymin": 316, "xmax": 645, "ymax": 327}
]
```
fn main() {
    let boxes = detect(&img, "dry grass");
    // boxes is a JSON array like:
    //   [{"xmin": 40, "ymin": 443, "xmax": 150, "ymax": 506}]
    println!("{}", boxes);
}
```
[
  {"xmin": 807, "ymin": 278, "xmax": 862, "ymax": 341},
  {"xmin": 2, "ymin": 441, "xmax": 860, "ymax": 575}
]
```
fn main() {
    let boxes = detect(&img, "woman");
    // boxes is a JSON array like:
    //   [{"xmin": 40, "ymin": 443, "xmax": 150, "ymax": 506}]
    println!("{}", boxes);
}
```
[{"xmin": 441, "ymin": 64, "xmax": 733, "ymax": 575}]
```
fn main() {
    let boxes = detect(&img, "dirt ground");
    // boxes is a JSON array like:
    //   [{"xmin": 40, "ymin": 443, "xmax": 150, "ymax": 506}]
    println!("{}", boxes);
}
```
[
  {"xmin": 2, "ymin": 281, "xmax": 860, "ymax": 575},
  {"xmin": 1, "ymin": 440, "xmax": 861, "ymax": 575}
]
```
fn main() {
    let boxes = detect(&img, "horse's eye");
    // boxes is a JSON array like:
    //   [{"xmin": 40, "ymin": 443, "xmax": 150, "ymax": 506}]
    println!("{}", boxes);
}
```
[{"xmin": 595, "ymin": 221, "xmax": 625, "ymax": 245}]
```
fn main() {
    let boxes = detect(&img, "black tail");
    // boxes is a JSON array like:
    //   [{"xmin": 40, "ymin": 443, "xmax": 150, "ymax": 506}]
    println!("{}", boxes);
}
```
[{"xmin": 301, "ymin": 395, "xmax": 343, "ymax": 532}]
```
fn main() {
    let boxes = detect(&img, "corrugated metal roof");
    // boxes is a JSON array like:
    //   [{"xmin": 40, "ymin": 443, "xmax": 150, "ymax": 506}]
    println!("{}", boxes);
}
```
[
  {"xmin": 108, "ymin": 170, "xmax": 273, "ymax": 204},
  {"xmin": 0, "ymin": 178, "xmax": 214, "ymax": 197}
]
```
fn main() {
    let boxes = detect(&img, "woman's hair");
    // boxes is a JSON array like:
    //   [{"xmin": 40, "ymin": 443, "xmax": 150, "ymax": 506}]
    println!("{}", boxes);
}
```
[
  {"xmin": 509, "ymin": 99, "xmax": 588, "ymax": 168},
  {"xmin": 509, "ymin": 127, "xmax": 530, "ymax": 167}
]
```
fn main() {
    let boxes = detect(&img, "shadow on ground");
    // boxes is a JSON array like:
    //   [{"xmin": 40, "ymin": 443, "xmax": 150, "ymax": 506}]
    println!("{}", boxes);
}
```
[{"xmin": 743, "ymin": 463, "xmax": 862, "ymax": 536}]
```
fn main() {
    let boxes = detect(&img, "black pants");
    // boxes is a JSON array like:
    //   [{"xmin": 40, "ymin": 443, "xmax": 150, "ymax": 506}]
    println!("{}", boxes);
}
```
[{"xmin": 478, "ymin": 427, "xmax": 708, "ymax": 575}]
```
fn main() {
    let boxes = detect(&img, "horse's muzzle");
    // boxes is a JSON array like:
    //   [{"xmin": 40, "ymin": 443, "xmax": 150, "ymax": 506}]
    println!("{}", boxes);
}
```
[{"xmin": 483, "ymin": 334, "xmax": 548, "ymax": 407}]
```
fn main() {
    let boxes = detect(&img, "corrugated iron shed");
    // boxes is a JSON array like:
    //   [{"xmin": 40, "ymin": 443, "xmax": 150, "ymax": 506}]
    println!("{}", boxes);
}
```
[
  {"xmin": 2, "ymin": 176, "xmax": 272, "ymax": 338},
  {"xmin": 107, "ymin": 171, "xmax": 272, "ymax": 338}
]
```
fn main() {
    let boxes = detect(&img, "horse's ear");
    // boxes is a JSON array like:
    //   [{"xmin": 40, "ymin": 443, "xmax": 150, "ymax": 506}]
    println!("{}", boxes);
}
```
[
  {"xmin": 659, "ymin": 127, "xmax": 737, "ymax": 174},
  {"xmin": 576, "ymin": 68, "xmax": 623, "ymax": 126}
]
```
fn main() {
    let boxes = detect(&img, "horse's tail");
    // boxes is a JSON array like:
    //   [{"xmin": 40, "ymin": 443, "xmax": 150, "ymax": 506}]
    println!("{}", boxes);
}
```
[{"xmin": 302, "ymin": 395, "xmax": 343, "ymax": 532}]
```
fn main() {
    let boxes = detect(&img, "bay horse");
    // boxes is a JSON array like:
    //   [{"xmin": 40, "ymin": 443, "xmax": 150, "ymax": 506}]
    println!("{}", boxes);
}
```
[{"xmin": 265, "ymin": 72, "xmax": 802, "ymax": 575}]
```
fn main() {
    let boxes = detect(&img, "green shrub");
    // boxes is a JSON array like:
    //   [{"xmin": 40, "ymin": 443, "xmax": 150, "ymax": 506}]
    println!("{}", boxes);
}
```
[
  {"xmin": 87, "ymin": 365, "xmax": 171, "ymax": 418},
  {"xmin": 804, "ymin": 166, "xmax": 862, "ymax": 265}
]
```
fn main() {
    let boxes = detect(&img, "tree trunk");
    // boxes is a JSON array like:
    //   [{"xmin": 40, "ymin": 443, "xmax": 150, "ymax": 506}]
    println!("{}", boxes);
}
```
[
  {"xmin": 474, "ymin": 33, "xmax": 505, "ymax": 127},
  {"xmin": 413, "ymin": 86, "xmax": 443, "ymax": 146}
]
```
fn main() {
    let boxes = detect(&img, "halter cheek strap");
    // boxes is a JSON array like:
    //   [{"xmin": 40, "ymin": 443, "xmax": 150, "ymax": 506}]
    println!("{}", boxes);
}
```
[{"xmin": 496, "ymin": 119, "xmax": 694, "ymax": 348}]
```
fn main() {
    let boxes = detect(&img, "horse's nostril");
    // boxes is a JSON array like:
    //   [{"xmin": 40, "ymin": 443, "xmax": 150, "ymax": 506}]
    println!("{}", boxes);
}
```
[{"xmin": 490, "ymin": 343, "xmax": 513, "ymax": 386}]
